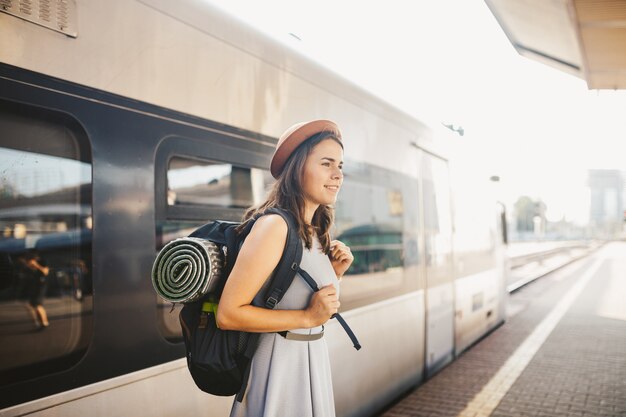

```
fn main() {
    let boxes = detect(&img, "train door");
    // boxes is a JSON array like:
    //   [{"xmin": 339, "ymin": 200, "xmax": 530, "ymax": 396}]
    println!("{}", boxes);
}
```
[{"xmin": 420, "ymin": 152, "xmax": 455, "ymax": 377}]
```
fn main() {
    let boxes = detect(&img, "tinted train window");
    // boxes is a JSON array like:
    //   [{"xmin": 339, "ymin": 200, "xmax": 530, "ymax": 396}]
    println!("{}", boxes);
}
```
[
  {"xmin": 0, "ymin": 100, "xmax": 92, "ymax": 386},
  {"xmin": 167, "ymin": 157, "xmax": 255, "ymax": 208},
  {"xmin": 158, "ymin": 156, "xmax": 269, "ymax": 341},
  {"xmin": 422, "ymin": 154, "xmax": 454, "ymax": 287},
  {"xmin": 334, "ymin": 165, "xmax": 420, "ymax": 311}
]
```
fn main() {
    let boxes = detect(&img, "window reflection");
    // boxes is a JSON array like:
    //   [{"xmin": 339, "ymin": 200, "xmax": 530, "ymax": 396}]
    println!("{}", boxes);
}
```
[
  {"xmin": 422, "ymin": 155, "xmax": 453, "ymax": 286},
  {"xmin": 159, "ymin": 155, "xmax": 272, "ymax": 341},
  {"xmin": 158, "ymin": 159, "xmax": 420, "ymax": 326},
  {"xmin": 0, "ymin": 102, "xmax": 92, "ymax": 386},
  {"xmin": 260, "ymin": 169, "xmax": 275, "ymax": 200},
  {"xmin": 337, "ymin": 223, "xmax": 403, "ymax": 275},
  {"xmin": 334, "ymin": 171, "xmax": 419, "ymax": 310},
  {"xmin": 167, "ymin": 157, "xmax": 253, "ymax": 208},
  {"xmin": 159, "ymin": 155, "xmax": 267, "ymax": 341}
]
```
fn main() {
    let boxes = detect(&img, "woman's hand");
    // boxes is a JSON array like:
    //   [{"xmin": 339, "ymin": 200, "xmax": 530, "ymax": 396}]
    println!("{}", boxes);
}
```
[
  {"xmin": 329, "ymin": 240, "xmax": 353, "ymax": 279},
  {"xmin": 305, "ymin": 284, "xmax": 340, "ymax": 327}
]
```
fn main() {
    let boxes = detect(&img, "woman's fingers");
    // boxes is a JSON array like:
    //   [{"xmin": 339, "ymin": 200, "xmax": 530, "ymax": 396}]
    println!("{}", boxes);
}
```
[
  {"xmin": 327, "ymin": 299, "xmax": 340, "ymax": 315},
  {"xmin": 330, "ymin": 243, "xmax": 351, "ymax": 260},
  {"xmin": 335, "ymin": 252, "xmax": 350, "ymax": 262},
  {"xmin": 330, "ymin": 240, "xmax": 347, "ymax": 251},
  {"xmin": 321, "ymin": 283, "xmax": 335, "ymax": 290},
  {"xmin": 306, "ymin": 285, "xmax": 340, "ymax": 325},
  {"xmin": 333, "ymin": 250, "xmax": 352, "ymax": 264}
]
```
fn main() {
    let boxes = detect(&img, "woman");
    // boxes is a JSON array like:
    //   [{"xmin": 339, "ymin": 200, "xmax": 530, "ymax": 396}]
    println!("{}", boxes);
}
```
[{"xmin": 217, "ymin": 120, "xmax": 354, "ymax": 417}]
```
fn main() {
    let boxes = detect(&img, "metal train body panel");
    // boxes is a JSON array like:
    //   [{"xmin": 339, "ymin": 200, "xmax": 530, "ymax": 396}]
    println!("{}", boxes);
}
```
[
  {"xmin": 0, "ymin": 0, "xmax": 432, "ymax": 180},
  {"xmin": 0, "ymin": 1, "xmax": 506, "ymax": 416}
]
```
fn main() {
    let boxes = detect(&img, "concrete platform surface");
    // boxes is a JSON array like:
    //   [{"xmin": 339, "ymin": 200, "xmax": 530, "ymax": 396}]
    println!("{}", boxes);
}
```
[{"xmin": 381, "ymin": 241, "xmax": 626, "ymax": 417}]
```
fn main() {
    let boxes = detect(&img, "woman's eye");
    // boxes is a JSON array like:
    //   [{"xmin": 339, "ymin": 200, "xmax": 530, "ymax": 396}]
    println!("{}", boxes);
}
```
[{"xmin": 322, "ymin": 162, "xmax": 330, "ymax": 167}]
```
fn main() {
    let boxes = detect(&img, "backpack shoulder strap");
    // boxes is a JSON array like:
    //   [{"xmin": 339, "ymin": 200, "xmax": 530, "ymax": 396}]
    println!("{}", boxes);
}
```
[
  {"xmin": 256, "ymin": 207, "xmax": 303, "ymax": 309},
  {"xmin": 296, "ymin": 266, "xmax": 361, "ymax": 351}
]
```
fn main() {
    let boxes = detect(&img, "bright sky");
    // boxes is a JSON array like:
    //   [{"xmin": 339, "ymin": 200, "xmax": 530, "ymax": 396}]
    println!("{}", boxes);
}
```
[{"xmin": 207, "ymin": 0, "xmax": 626, "ymax": 225}]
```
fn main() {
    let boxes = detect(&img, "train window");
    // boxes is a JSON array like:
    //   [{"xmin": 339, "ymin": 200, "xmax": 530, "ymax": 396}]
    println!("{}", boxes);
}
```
[
  {"xmin": 0, "ymin": 100, "xmax": 92, "ymax": 386},
  {"xmin": 452, "ymin": 177, "xmax": 498, "ymax": 275},
  {"xmin": 157, "ymin": 159, "xmax": 420, "ymax": 332},
  {"xmin": 260, "ymin": 169, "xmax": 276, "ymax": 199},
  {"xmin": 167, "ymin": 157, "xmax": 255, "ymax": 208},
  {"xmin": 157, "ymin": 154, "xmax": 272, "ymax": 341},
  {"xmin": 333, "ymin": 165, "xmax": 420, "ymax": 311},
  {"xmin": 422, "ymin": 154, "xmax": 454, "ymax": 287}
]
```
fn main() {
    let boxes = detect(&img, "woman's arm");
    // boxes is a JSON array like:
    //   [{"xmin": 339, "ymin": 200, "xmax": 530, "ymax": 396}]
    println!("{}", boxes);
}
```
[{"xmin": 216, "ymin": 214, "xmax": 338, "ymax": 332}]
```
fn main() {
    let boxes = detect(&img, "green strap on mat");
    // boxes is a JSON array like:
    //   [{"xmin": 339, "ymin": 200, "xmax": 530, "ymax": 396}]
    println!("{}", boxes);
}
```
[{"xmin": 201, "ymin": 301, "xmax": 219, "ymax": 328}]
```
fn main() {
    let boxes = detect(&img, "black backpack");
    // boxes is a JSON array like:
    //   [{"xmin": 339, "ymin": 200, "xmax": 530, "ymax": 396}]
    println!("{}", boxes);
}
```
[{"xmin": 178, "ymin": 208, "xmax": 360, "ymax": 402}]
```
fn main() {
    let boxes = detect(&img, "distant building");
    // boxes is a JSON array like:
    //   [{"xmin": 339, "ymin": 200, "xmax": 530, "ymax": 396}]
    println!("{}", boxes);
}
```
[
  {"xmin": 588, "ymin": 170, "xmax": 624, "ymax": 239},
  {"xmin": 512, "ymin": 196, "xmax": 546, "ymax": 240}
]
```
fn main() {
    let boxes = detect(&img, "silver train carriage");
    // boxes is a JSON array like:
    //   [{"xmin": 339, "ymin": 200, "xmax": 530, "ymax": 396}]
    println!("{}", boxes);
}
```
[{"xmin": 0, "ymin": 0, "xmax": 508, "ymax": 416}]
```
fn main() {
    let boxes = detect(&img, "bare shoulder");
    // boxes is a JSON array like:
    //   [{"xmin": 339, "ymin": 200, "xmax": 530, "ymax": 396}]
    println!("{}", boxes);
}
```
[
  {"xmin": 243, "ymin": 214, "xmax": 288, "ymax": 254},
  {"xmin": 252, "ymin": 213, "xmax": 288, "ymax": 233}
]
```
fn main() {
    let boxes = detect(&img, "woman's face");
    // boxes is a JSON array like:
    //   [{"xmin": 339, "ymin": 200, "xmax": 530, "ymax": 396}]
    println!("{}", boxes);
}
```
[{"xmin": 301, "ymin": 138, "xmax": 344, "ymax": 207}]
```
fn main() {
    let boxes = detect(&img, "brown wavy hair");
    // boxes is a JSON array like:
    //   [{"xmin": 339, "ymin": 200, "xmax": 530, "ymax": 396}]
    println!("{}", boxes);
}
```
[{"xmin": 237, "ymin": 131, "xmax": 343, "ymax": 254}]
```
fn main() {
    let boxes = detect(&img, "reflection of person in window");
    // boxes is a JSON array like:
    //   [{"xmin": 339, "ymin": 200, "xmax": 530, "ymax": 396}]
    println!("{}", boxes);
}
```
[
  {"xmin": 17, "ymin": 252, "xmax": 50, "ymax": 329},
  {"xmin": 70, "ymin": 259, "xmax": 87, "ymax": 301}
]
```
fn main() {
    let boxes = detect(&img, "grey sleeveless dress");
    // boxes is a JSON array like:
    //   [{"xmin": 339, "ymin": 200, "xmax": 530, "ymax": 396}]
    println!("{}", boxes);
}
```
[{"xmin": 229, "ymin": 235, "xmax": 339, "ymax": 417}]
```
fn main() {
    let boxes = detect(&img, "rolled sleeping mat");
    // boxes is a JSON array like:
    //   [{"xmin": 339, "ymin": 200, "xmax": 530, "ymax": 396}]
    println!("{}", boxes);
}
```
[{"xmin": 152, "ymin": 237, "xmax": 223, "ymax": 303}]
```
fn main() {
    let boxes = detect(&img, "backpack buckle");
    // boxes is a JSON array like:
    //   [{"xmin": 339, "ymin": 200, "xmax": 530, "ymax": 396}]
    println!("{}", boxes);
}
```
[
  {"xmin": 291, "ymin": 262, "xmax": 298, "ymax": 271},
  {"xmin": 265, "ymin": 297, "xmax": 278, "ymax": 309}
]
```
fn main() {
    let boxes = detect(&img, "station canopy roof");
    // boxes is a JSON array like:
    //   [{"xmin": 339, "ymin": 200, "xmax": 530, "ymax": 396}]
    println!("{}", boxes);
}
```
[{"xmin": 485, "ymin": 0, "xmax": 626, "ymax": 89}]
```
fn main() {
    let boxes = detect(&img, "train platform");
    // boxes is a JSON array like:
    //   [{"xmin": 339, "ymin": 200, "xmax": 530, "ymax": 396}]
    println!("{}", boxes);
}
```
[{"xmin": 380, "ymin": 241, "xmax": 626, "ymax": 417}]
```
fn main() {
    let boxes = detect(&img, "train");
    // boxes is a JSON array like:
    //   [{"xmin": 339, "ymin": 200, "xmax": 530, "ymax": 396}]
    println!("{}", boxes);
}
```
[{"xmin": 0, "ymin": 1, "xmax": 508, "ymax": 416}]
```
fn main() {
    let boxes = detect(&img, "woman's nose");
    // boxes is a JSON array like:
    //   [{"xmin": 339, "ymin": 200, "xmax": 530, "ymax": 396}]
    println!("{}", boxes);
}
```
[{"xmin": 332, "ymin": 168, "xmax": 343, "ymax": 180}]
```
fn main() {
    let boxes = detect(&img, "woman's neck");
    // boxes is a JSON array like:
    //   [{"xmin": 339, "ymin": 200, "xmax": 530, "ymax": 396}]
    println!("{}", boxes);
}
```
[{"xmin": 303, "ymin": 201, "xmax": 319, "ymax": 225}]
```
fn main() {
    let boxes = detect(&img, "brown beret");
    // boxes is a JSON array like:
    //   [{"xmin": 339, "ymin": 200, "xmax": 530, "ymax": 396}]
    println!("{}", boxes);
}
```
[{"xmin": 270, "ymin": 119, "xmax": 342, "ymax": 178}]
